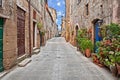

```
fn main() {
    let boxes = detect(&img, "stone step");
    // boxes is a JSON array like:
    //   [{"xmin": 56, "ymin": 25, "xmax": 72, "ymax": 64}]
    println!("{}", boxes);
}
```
[
  {"xmin": 33, "ymin": 49, "xmax": 40, "ymax": 54},
  {"xmin": 0, "ymin": 71, "xmax": 8, "ymax": 79},
  {"xmin": 18, "ymin": 58, "xmax": 32, "ymax": 67}
]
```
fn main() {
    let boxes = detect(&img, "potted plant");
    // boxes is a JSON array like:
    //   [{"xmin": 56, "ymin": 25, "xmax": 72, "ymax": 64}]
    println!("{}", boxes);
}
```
[
  {"xmin": 40, "ymin": 31, "xmax": 45, "ymax": 36},
  {"xmin": 99, "ymin": 24, "xmax": 107, "ymax": 38},
  {"xmin": 104, "ymin": 58, "xmax": 117, "ymax": 76},
  {"xmin": 92, "ymin": 53, "xmax": 102, "ymax": 66},
  {"xmin": 108, "ymin": 23, "xmax": 120, "ymax": 37},
  {"xmin": 76, "ymin": 29, "xmax": 87, "ymax": 52},
  {"xmin": 81, "ymin": 38, "xmax": 93, "ymax": 57},
  {"xmin": 37, "ymin": 22, "xmax": 43, "ymax": 30}
]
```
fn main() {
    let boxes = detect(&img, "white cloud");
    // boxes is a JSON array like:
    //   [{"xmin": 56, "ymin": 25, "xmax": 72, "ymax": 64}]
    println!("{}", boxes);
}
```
[
  {"xmin": 57, "ymin": 11, "xmax": 62, "ymax": 16},
  {"xmin": 58, "ymin": 25, "xmax": 61, "ymax": 30},
  {"xmin": 62, "ymin": 13, "xmax": 65, "ymax": 16},
  {"xmin": 56, "ymin": 19, "xmax": 58, "ymax": 23},
  {"xmin": 57, "ymin": 2, "xmax": 61, "ymax": 6}
]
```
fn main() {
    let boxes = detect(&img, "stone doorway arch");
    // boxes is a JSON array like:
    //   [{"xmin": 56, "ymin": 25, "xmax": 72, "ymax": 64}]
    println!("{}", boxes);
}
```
[
  {"xmin": 75, "ymin": 24, "xmax": 79, "ymax": 49},
  {"xmin": 92, "ymin": 19, "xmax": 103, "ymax": 52}
]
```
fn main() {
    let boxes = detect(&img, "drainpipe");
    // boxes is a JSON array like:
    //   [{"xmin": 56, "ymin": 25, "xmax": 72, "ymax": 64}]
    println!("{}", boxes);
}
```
[{"xmin": 29, "ymin": 0, "xmax": 31, "ymax": 57}]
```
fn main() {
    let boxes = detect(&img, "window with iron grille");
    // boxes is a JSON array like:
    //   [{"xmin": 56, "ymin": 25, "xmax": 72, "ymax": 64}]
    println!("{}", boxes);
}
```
[
  {"xmin": 0, "ymin": 0, "xmax": 2, "ymax": 7},
  {"xmin": 86, "ymin": 4, "xmax": 89, "ymax": 15}
]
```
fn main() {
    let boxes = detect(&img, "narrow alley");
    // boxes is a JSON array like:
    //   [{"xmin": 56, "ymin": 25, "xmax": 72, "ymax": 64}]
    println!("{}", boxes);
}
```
[{"xmin": 1, "ymin": 37, "xmax": 116, "ymax": 80}]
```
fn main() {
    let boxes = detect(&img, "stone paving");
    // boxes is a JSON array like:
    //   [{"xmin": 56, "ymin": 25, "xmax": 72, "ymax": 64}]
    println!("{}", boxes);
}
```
[{"xmin": 1, "ymin": 37, "xmax": 117, "ymax": 80}]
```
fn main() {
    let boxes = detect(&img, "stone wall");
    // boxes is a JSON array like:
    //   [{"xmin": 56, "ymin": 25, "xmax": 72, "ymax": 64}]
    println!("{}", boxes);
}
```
[
  {"xmin": 0, "ymin": 0, "xmax": 56, "ymax": 70},
  {"xmin": 44, "ymin": 6, "xmax": 54, "ymax": 40},
  {"xmin": 2, "ymin": 0, "xmax": 30, "ymax": 70},
  {"xmin": 67, "ymin": 0, "xmax": 114, "ymax": 46},
  {"xmin": 113, "ymin": 0, "xmax": 120, "ymax": 23},
  {"xmin": 70, "ymin": 0, "xmax": 113, "ymax": 28},
  {"xmin": 0, "ymin": 0, "xmax": 14, "ymax": 18},
  {"xmin": 3, "ymin": 0, "xmax": 17, "ymax": 70},
  {"xmin": 30, "ymin": 6, "xmax": 41, "ymax": 51},
  {"xmin": 61, "ymin": 17, "xmax": 66, "ymax": 37},
  {"xmin": 65, "ymin": 0, "xmax": 70, "ymax": 42},
  {"xmin": 48, "ymin": 8, "xmax": 57, "ymax": 38}
]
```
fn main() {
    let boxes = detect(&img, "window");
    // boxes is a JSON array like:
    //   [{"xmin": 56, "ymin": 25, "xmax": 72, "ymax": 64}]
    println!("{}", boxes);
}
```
[
  {"xmin": 0, "ymin": 0, "xmax": 2, "ymax": 7},
  {"xmin": 33, "ymin": 10, "xmax": 36, "ymax": 19},
  {"xmin": 100, "ymin": 5, "xmax": 103, "ymax": 14},
  {"xmin": 86, "ymin": 4, "xmax": 89, "ymax": 15}
]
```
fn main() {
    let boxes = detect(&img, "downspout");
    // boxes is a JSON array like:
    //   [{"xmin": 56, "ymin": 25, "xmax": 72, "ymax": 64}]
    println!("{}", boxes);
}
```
[{"xmin": 29, "ymin": 0, "xmax": 31, "ymax": 57}]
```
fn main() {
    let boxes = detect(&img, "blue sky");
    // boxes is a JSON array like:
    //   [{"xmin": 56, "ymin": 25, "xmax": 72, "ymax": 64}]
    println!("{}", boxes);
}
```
[{"xmin": 48, "ymin": 0, "xmax": 65, "ymax": 30}]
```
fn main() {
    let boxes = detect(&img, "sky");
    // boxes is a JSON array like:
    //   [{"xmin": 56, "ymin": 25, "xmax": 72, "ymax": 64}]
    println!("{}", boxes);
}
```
[{"xmin": 48, "ymin": 0, "xmax": 65, "ymax": 30}]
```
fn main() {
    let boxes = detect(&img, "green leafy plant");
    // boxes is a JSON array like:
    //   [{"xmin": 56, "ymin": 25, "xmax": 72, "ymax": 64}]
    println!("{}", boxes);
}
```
[
  {"xmin": 37, "ymin": 22, "xmax": 43, "ymax": 30},
  {"xmin": 104, "ymin": 59, "xmax": 115, "ymax": 67},
  {"xmin": 99, "ymin": 25, "xmax": 107, "ymax": 38},
  {"xmin": 76, "ymin": 29, "xmax": 88, "ymax": 51},
  {"xmin": 40, "ymin": 31, "xmax": 45, "ymax": 35},
  {"xmin": 108, "ymin": 23, "xmax": 120, "ymax": 37},
  {"xmin": 94, "ymin": 23, "xmax": 120, "ymax": 70},
  {"xmin": 115, "ymin": 52, "xmax": 120, "ymax": 64},
  {"xmin": 96, "ymin": 41, "xmax": 101, "ymax": 47},
  {"xmin": 81, "ymin": 38, "xmax": 93, "ymax": 52}
]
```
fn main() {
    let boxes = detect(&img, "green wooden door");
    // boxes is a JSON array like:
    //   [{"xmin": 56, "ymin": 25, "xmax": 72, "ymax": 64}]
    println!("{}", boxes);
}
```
[{"xmin": 0, "ymin": 18, "xmax": 4, "ymax": 72}]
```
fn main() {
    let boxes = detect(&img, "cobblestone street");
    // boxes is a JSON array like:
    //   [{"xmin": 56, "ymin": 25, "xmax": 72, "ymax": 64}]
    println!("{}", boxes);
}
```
[{"xmin": 1, "ymin": 37, "xmax": 117, "ymax": 80}]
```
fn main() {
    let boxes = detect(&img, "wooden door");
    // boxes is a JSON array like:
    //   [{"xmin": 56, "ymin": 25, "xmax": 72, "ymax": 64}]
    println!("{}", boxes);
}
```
[
  {"xmin": 17, "ymin": 7, "xmax": 25, "ymax": 56},
  {"xmin": 33, "ymin": 22, "xmax": 35, "ymax": 47},
  {"xmin": 94, "ymin": 22, "xmax": 102, "ymax": 52},
  {"xmin": 0, "ymin": 18, "xmax": 4, "ymax": 72}
]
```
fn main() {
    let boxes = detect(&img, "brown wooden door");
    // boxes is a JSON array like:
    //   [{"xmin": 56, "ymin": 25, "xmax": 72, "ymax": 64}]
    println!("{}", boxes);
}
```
[
  {"xmin": 33, "ymin": 22, "xmax": 35, "ymax": 47},
  {"xmin": 17, "ymin": 7, "xmax": 25, "ymax": 56}
]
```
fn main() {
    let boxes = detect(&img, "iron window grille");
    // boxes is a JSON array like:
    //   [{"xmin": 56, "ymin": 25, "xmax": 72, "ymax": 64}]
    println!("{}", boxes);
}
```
[{"xmin": 86, "ymin": 4, "xmax": 89, "ymax": 15}]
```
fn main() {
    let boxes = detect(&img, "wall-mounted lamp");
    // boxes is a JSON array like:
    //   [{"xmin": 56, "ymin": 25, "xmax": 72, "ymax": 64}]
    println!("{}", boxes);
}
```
[{"xmin": 98, "ymin": 19, "xmax": 103, "ymax": 26}]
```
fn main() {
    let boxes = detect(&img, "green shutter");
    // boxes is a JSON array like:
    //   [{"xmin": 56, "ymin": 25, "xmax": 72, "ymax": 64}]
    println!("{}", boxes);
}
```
[{"xmin": 0, "ymin": 18, "xmax": 4, "ymax": 72}]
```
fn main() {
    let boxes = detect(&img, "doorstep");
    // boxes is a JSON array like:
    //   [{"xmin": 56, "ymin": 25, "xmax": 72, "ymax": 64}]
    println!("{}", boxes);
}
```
[
  {"xmin": 0, "ymin": 66, "xmax": 17, "ymax": 79},
  {"xmin": 18, "ymin": 58, "xmax": 32, "ymax": 67},
  {"xmin": 0, "ymin": 56, "xmax": 32, "ymax": 78},
  {"xmin": 32, "ymin": 48, "xmax": 40, "ymax": 54},
  {"xmin": 0, "ymin": 71, "xmax": 8, "ymax": 78}
]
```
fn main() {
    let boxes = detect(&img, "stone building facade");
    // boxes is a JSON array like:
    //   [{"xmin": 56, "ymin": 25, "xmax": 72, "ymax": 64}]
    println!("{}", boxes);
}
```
[
  {"xmin": 61, "ymin": 17, "xmax": 66, "ymax": 37},
  {"xmin": 0, "ymin": 0, "xmax": 30, "ymax": 70},
  {"xmin": 0, "ymin": 0, "xmax": 56, "ymax": 71},
  {"xmin": 65, "ymin": 0, "xmax": 120, "ymax": 46},
  {"xmin": 44, "ymin": 4, "xmax": 56, "ymax": 40},
  {"xmin": 0, "ymin": 0, "xmax": 18, "ymax": 71},
  {"xmin": 49, "ymin": 7, "xmax": 57, "ymax": 38},
  {"xmin": 65, "ymin": 0, "xmax": 70, "ymax": 42},
  {"xmin": 29, "ymin": 0, "xmax": 41, "ymax": 51}
]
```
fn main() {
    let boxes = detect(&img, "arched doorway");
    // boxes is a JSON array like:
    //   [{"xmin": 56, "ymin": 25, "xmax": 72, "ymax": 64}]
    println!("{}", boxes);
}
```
[
  {"xmin": 93, "ymin": 19, "xmax": 103, "ymax": 52},
  {"xmin": 75, "ymin": 25, "xmax": 79, "ymax": 48},
  {"xmin": 75, "ymin": 25, "xmax": 79, "ymax": 36}
]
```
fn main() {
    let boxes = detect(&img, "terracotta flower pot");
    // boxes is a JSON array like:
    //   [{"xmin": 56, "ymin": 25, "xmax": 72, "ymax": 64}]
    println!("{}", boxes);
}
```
[
  {"xmin": 92, "ymin": 55, "xmax": 97, "ymax": 63},
  {"xmin": 85, "ymin": 49, "xmax": 91, "ymax": 58}
]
